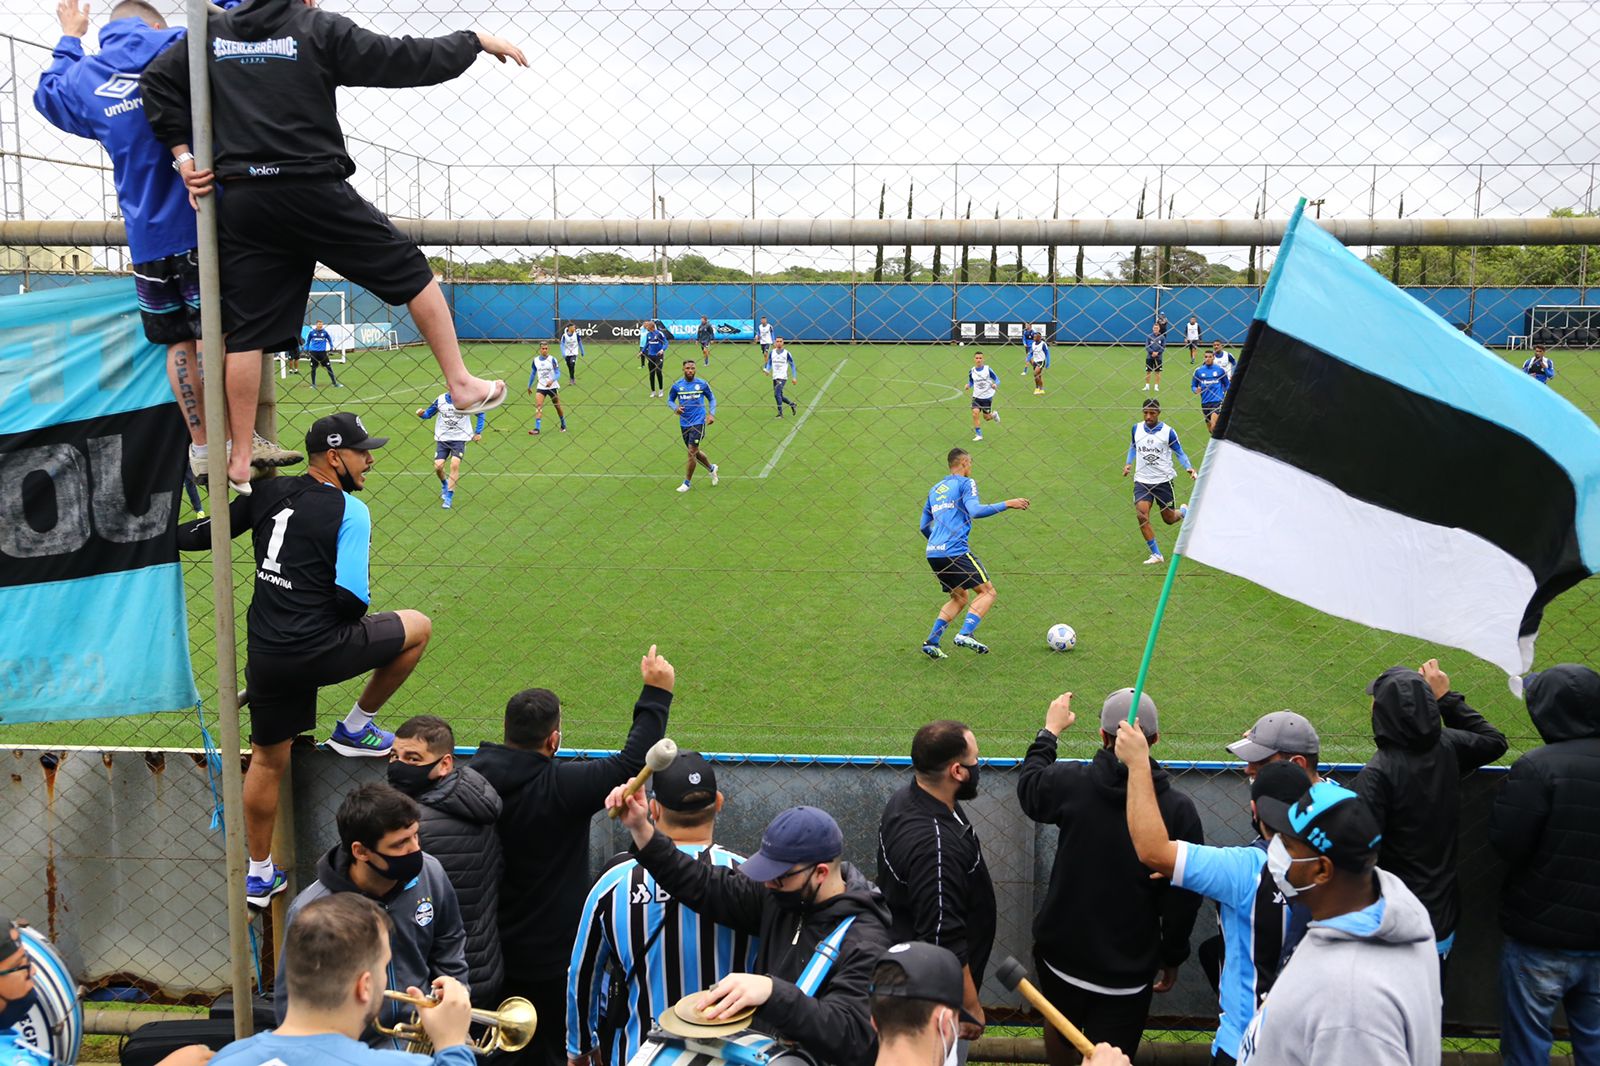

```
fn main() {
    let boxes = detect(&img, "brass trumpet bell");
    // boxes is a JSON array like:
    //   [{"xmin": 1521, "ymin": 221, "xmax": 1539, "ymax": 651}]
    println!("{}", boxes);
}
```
[{"xmin": 377, "ymin": 989, "xmax": 538, "ymax": 1055}]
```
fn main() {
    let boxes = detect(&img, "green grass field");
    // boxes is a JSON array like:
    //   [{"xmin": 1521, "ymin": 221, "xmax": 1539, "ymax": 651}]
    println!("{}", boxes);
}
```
[{"xmin": 7, "ymin": 341, "xmax": 1597, "ymax": 762}]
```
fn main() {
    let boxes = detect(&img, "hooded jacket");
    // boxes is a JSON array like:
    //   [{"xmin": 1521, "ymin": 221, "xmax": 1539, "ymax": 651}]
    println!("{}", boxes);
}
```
[
  {"xmin": 631, "ymin": 831, "xmax": 893, "ymax": 1066},
  {"xmin": 33, "ymin": 20, "xmax": 194, "ymax": 263},
  {"xmin": 1236, "ymin": 868, "xmax": 1442, "ymax": 1066},
  {"xmin": 1352, "ymin": 673, "xmax": 1507, "ymax": 946},
  {"xmin": 1489, "ymin": 664, "xmax": 1600, "ymax": 950},
  {"xmin": 412, "ymin": 766, "xmax": 504, "ymax": 1001},
  {"xmin": 141, "ymin": 0, "xmax": 482, "ymax": 182},
  {"xmin": 273, "ymin": 846, "xmax": 468, "ymax": 1035},
  {"xmin": 1017, "ymin": 734, "xmax": 1205, "ymax": 989},
  {"xmin": 468, "ymin": 684, "xmax": 670, "ymax": 985}
]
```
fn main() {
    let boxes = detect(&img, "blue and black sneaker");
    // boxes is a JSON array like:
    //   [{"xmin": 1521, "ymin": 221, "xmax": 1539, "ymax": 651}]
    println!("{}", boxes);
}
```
[
  {"xmin": 326, "ymin": 720, "xmax": 395, "ymax": 758},
  {"xmin": 246, "ymin": 866, "xmax": 289, "ymax": 909},
  {"xmin": 921, "ymin": 642, "xmax": 949, "ymax": 660}
]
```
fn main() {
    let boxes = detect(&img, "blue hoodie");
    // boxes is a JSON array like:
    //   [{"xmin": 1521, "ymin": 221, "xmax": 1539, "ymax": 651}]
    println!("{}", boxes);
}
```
[{"xmin": 34, "ymin": 19, "xmax": 195, "ymax": 263}]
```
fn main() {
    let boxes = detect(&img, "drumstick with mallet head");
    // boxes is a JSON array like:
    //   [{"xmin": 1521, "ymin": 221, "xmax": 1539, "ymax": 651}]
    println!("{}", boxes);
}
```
[
  {"xmin": 994, "ymin": 956, "xmax": 1096, "ymax": 1058},
  {"xmin": 607, "ymin": 738, "xmax": 680, "ymax": 818}
]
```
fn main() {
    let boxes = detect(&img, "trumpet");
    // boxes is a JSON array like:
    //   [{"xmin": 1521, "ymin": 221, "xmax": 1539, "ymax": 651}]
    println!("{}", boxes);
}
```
[{"xmin": 376, "ymin": 988, "xmax": 538, "ymax": 1055}]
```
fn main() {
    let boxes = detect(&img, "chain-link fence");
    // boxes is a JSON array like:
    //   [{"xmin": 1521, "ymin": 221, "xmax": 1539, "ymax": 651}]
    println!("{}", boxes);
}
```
[{"xmin": 2, "ymin": 0, "xmax": 1598, "ymax": 1049}]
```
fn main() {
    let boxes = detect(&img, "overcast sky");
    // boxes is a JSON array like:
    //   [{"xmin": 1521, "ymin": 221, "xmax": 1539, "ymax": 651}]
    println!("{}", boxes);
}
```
[{"xmin": 5, "ymin": 0, "xmax": 1597, "ymax": 273}]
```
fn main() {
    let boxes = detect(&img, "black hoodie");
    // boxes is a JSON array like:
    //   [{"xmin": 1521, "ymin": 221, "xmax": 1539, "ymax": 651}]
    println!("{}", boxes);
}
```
[
  {"xmin": 469, "ymin": 684, "xmax": 670, "ymax": 985},
  {"xmin": 1017, "ymin": 734, "xmax": 1204, "ymax": 989},
  {"xmin": 1489, "ymin": 664, "xmax": 1600, "ymax": 950},
  {"xmin": 631, "ymin": 831, "xmax": 893, "ymax": 1066},
  {"xmin": 412, "ymin": 766, "xmax": 504, "ymax": 1001},
  {"xmin": 141, "ymin": 0, "xmax": 482, "ymax": 182},
  {"xmin": 1352, "ymin": 669, "xmax": 1508, "ymax": 945}
]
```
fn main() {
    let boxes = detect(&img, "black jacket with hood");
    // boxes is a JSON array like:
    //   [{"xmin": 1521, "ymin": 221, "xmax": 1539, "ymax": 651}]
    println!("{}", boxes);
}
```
[
  {"xmin": 141, "ymin": 0, "xmax": 482, "ymax": 182},
  {"xmin": 413, "ymin": 766, "xmax": 504, "ymax": 1001},
  {"xmin": 631, "ymin": 831, "xmax": 893, "ymax": 1066},
  {"xmin": 1352, "ymin": 669, "xmax": 1508, "ymax": 944},
  {"xmin": 1489, "ymin": 664, "xmax": 1600, "ymax": 950},
  {"xmin": 469, "ymin": 684, "xmax": 670, "ymax": 985},
  {"xmin": 1017, "ymin": 734, "xmax": 1205, "ymax": 989}
]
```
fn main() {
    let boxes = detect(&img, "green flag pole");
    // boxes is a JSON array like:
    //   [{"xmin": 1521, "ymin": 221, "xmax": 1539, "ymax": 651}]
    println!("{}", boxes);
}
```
[{"xmin": 1127, "ymin": 551, "xmax": 1184, "ymax": 724}]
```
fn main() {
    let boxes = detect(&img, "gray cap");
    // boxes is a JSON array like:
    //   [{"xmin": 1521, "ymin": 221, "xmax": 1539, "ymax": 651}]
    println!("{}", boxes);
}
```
[
  {"xmin": 1100, "ymin": 689, "xmax": 1159, "ymax": 737},
  {"xmin": 1226, "ymin": 710, "xmax": 1321, "ymax": 762}
]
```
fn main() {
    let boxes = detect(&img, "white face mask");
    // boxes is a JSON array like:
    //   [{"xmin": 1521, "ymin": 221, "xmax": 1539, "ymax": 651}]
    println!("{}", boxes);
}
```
[
  {"xmin": 938, "ymin": 1009, "xmax": 960, "ymax": 1066},
  {"xmin": 1265, "ymin": 834, "xmax": 1321, "ymax": 898}
]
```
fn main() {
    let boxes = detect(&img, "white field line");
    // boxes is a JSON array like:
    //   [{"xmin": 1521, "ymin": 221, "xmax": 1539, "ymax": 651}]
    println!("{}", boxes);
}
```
[{"xmin": 759, "ymin": 359, "xmax": 846, "ymax": 479}]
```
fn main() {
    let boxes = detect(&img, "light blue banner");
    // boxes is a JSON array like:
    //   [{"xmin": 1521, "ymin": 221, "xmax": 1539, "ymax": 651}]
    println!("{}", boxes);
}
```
[{"xmin": 660, "ymin": 318, "xmax": 755, "ymax": 342}]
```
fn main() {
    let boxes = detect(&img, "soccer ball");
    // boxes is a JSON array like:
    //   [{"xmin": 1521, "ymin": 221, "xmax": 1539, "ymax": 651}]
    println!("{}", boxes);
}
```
[{"xmin": 1046, "ymin": 624, "xmax": 1077, "ymax": 652}]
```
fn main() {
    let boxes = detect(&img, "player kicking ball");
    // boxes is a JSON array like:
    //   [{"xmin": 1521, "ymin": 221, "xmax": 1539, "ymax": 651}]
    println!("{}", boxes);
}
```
[
  {"xmin": 920, "ymin": 447, "xmax": 1030, "ymax": 657},
  {"xmin": 963, "ymin": 351, "xmax": 1000, "ymax": 440},
  {"xmin": 416, "ymin": 391, "xmax": 485, "ymax": 509},
  {"xmin": 668, "ymin": 359, "xmax": 718, "ymax": 492},
  {"xmin": 1123, "ymin": 399, "xmax": 1195, "ymax": 565},
  {"xmin": 527, "ymin": 341, "xmax": 568, "ymax": 435}
]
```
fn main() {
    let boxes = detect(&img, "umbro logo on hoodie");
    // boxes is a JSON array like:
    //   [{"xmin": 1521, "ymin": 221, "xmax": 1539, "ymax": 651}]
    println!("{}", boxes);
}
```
[{"xmin": 93, "ymin": 74, "xmax": 141, "ymax": 99}]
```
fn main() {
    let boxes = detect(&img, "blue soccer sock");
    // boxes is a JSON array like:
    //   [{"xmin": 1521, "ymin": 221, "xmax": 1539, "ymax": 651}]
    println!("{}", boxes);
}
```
[
  {"xmin": 958, "ymin": 612, "xmax": 982, "ymax": 637},
  {"xmin": 1146, "ymin": 537, "xmax": 1159, "ymax": 555},
  {"xmin": 535, "ymin": 417, "xmax": 542, "ymax": 431},
  {"xmin": 927, "ymin": 618, "xmax": 949, "ymax": 645}
]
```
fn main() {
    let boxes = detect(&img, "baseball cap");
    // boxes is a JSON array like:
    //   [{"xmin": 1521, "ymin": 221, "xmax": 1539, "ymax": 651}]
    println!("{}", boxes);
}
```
[
  {"xmin": 306, "ymin": 412, "xmax": 389, "ymax": 455},
  {"xmin": 1226, "ymin": 711, "xmax": 1321, "ymax": 762},
  {"xmin": 1249, "ymin": 760, "xmax": 1311, "ymax": 804},
  {"xmin": 736, "ymin": 806, "xmax": 844, "ymax": 883},
  {"xmin": 1255, "ymin": 781, "xmax": 1383, "ymax": 872},
  {"xmin": 651, "ymin": 751, "xmax": 717, "ymax": 813},
  {"xmin": 870, "ymin": 942, "xmax": 980, "ymax": 1024},
  {"xmin": 1100, "ymin": 689, "xmax": 1159, "ymax": 737}
]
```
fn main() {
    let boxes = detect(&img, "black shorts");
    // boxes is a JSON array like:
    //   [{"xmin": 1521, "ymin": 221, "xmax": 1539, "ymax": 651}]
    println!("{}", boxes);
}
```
[
  {"xmin": 680, "ymin": 424, "xmax": 705, "ymax": 447},
  {"xmin": 243, "ymin": 612, "xmax": 407, "ymax": 746},
  {"xmin": 928, "ymin": 552, "xmax": 990, "ymax": 593},
  {"xmin": 435, "ymin": 440, "xmax": 467, "ymax": 460},
  {"xmin": 133, "ymin": 249, "xmax": 201, "ymax": 345},
  {"xmin": 972, "ymin": 396, "xmax": 993, "ymax": 411},
  {"xmin": 1146, "ymin": 351, "xmax": 1165, "ymax": 371},
  {"xmin": 537, "ymin": 388, "xmax": 560, "ymax": 398},
  {"xmin": 1201, "ymin": 401, "xmax": 1221, "ymax": 420},
  {"xmin": 1134, "ymin": 480, "xmax": 1176, "ymax": 508},
  {"xmin": 218, "ymin": 179, "xmax": 433, "ymax": 352},
  {"xmin": 307, "ymin": 349, "xmax": 333, "ymax": 366}
]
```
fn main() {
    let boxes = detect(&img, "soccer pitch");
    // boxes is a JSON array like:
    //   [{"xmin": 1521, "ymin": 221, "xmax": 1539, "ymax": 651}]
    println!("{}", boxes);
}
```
[{"xmin": 12, "ymin": 341, "xmax": 1597, "ymax": 763}]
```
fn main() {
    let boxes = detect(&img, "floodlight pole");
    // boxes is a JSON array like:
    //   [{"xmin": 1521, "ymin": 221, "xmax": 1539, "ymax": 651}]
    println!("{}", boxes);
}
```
[{"xmin": 188, "ymin": 0, "xmax": 256, "ymax": 1039}]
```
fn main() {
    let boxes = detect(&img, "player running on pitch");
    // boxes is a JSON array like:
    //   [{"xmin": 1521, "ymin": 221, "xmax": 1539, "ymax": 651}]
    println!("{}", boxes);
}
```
[
  {"xmin": 963, "ymin": 351, "xmax": 1000, "ymax": 440},
  {"xmin": 305, "ymin": 320, "xmax": 339, "ymax": 387},
  {"xmin": 642, "ymin": 320, "xmax": 670, "ymax": 397},
  {"xmin": 527, "ymin": 341, "xmax": 568, "ymax": 436},
  {"xmin": 1144, "ymin": 326, "xmax": 1166, "ymax": 392},
  {"xmin": 764, "ymin": 336, "xmax": 799, "ymax": 416},
  {"xmin": 668, "ymin": 359, "xmax": 718, "ymax": 492},
  {"xmin": 697, "ymin": 314, "xmax": 715, "ymax": 364},
  {"xmin": 756, "ymin": 315, "xmax": 775, "ymax": 363},
  {"xmin": 1123, "ymin": 399, "xmax": 1195, "ymax": 565},
  {"xmin": 416, "ymin": 391, "xmax": 485, "ymax": 509},
  {"xmin": 560, "ymin": 322, "xmax": 584, "ymax": 383},
  {"xmin": 1029, "ymin": 332, "xmax": 1051, "ymax": 394},
  {"xmin": 1208, "ymin": 338, "xmax": 1238, "ymax": 377},
  {"xmin": 1021, "ymin": 325, "xmax": 1039, "ymax": 375},
  {"xmin": 1191, "ymin": 346, "xmax": 1230, "ymax": 433},
  {"xmin": 920, "ymin": 447, "xmax": 1030, "ymax": 658},
  {"xmin": 1184, "ymin": 314, "xmax": 1201, "ymax": 363}
]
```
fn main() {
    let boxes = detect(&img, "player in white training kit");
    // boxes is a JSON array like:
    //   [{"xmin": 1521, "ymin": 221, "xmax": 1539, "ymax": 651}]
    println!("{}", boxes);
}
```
[
  {"xmin": 527, "ymin": 341, "xmax": 567, "ymax": 436},
  {"xmin": 756, "ymin": 316, "xmax": 775, "ymax": 362},
  {"xmin": 560, "ymin": 323, "xmax": 584, "ymax": 383},
  {"xmin": 1122, "ymin": 398, "xmax": 1195, "ymax": 565},
  {"xmin": 1185, "ymin": 315, "xmax": 1202, "ymax": 363},
  {"xmin": 963, "ymin": 351, "xmax": 1001, "ymax": 440},
  {"xmin": 764, "ymin": 337, "xmax": 800, "ymax": 417},
  {"xmin": 416, "ymin": 391, "xmax": 485, "ymax": 510},
  {"xmin": 1208, "ymin": 339, "xmax": 1238, "ymax": 377}
]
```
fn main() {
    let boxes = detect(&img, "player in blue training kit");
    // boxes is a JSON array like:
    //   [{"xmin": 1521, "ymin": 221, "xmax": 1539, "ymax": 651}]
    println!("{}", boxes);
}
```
[
  {"xmin": 667, "ymin": 359, "xmax": 718, "ymax": 492},
  {"xmin": 1523, "ymin": 345, "xmax": 1556, "ymax": 384},
  {"xmin": 1123, "ymin": 399, "xmax": 1195, "ymax": 565},
  {"xmin": 963, "ymin": 351, "xmax": 1001, "ymax": 439},
  {"xmin": 305, "ymin": 320, "xmax": 339, "ymax": 387},
  {"xmin": 1191, "ymin": 347, "xmax": 1230, "ymax": 432},
  {"xmin": 919, "ymin": 447, "xmax": 1030, "ymax": 657},
  {"xmin": 642, "ymin": 321, "xmax": 670, "ymax": 397},
  {"xmin": 1144, "ymin": 328, "xmax": 1166, "ymax": 392},
  {"xmin": 1021, "ymin": 326, "xmax": 1038, "ymax": 376}
]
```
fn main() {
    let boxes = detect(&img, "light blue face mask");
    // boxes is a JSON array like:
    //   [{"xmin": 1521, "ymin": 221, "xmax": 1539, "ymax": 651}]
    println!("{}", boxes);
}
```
[{"xmin": 1266, "ymin": 834, "xmax": 1323, "ymax": 899}]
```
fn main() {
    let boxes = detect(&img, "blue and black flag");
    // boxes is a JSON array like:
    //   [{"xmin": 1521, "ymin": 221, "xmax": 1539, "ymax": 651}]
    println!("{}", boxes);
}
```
[{"xmin": 1179, "ymin": 202, "xmax": 1600, "ymax": 678}]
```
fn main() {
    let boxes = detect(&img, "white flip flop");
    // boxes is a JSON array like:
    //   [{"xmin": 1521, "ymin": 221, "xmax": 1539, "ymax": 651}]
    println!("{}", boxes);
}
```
[
  {"xmin": 455, "ymin": 379, "xmax": 508, "ymax": 415},
  {"xmin": 230, "ymin": 478, "xmax": 253, "ymax": 495}
]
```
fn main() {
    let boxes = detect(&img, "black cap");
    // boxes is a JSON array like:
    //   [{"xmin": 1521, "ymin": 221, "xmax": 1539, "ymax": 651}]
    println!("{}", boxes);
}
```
[
  {"xmin": 870, "ymin": 942, "xmax": 979, "ymax": 1024},
  {"xmin": 1256, "ymin": 781, "xmax": 1383, "ymax": 872},
  {"xmin": 306, "ymin": 412, "xmax": 389, "ymax": 455},
  {"xmin": 1250, "ymin": 760, "xmax": 1311, "ymax": 804},
  {"xmin": 652, "ymin": 751, "xmax": 717, "ymax": 812}
]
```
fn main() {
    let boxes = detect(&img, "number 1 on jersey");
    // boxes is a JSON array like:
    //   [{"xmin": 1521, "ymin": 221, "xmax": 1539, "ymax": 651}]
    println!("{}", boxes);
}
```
[{"xmin": 262, "ymin": 507, "xmax": 295, "ymax": 574}]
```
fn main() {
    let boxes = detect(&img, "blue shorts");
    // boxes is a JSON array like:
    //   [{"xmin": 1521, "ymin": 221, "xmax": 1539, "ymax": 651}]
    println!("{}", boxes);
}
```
[
  {"xmin": 680, "ymin": 424, "xmax": 705, "ymax": 447},
  {"xmin": 133, "ymin": 249, "xmax": 201, "ymax": 345},
  {"xmin": 928, "ymin": 552, "xmax": 990, "ymax": 593},
  {"xmin": 435, "ymin": 440, "xmax": 467, "ymax": 460},
  {"xmin": 1134, "ymin": 480, "xmax": 1176, "ymax": 508},
  {"xmin": 1200, "ymin": 401, "xmax": 1221, "ymax": 420}
]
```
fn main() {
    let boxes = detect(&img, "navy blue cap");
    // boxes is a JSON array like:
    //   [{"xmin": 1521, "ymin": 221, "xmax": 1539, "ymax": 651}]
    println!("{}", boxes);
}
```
[
  {"xmin": 736, "ymin": 806, "xmax": 844, "ymax": 883},
  {"xmin": 1256, "ymin": 780, "xmax": 1383, "ymax": 872}
]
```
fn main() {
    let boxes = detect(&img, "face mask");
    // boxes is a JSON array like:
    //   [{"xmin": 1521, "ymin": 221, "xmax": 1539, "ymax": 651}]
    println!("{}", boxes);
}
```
[
  {"xmin": 770, "ymin": 866, "xmax": 819, "ymax": 913},
  {"xmin": 939, "ymin": 1008, "xmax": 960, "ymax": 1066},
  {"xmin": 332, "ymin": 453, "xmax": 361, "ymax": 493},
  {"xmin": 387, "ymin": 758, "xmax": 443, "ymax": 797},
  {"xmin": 955, "ymin": 762, "xmax": 980, "ymax": 801},
  {"xmin": 0, "ymin": 990, "xmax": 38, "ymax": 1029},
  {"xmin": 1265, "ymin": 834, "xmax": 1321, "ymax": 899},
  {"xmin": 367, "ymin": 846, "xmax": 425, "ymax": 886}
]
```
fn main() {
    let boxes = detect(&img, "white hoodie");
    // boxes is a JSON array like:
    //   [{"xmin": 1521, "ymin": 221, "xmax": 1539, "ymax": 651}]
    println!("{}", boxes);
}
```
[{"xmin": 1238, "ymin": 867, "xmax": 1441, "ymax": 1066}]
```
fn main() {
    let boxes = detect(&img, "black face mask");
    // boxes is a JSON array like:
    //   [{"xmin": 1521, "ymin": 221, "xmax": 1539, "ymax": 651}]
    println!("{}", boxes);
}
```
[
  {"xmin": 955, "ymin": 762, "xmax": 980, "ymax": 801},
  {"xmin": 332, "ymin": 453, "xmax": 361, "ymax": 492},
  {"xmin": 367, "ymin": 847, "xmax": 425, "ymax": 886},
  {"xmin": 0, "ymin": 990, "xmax": 37, "ymax": 1029},
  {"xmin": 770, "ymin": 865, "xmax": 820, "ymax": 913},
  {"xmin": 387, "ymin": 758, "xmax": 443, "ymax": 797}
]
